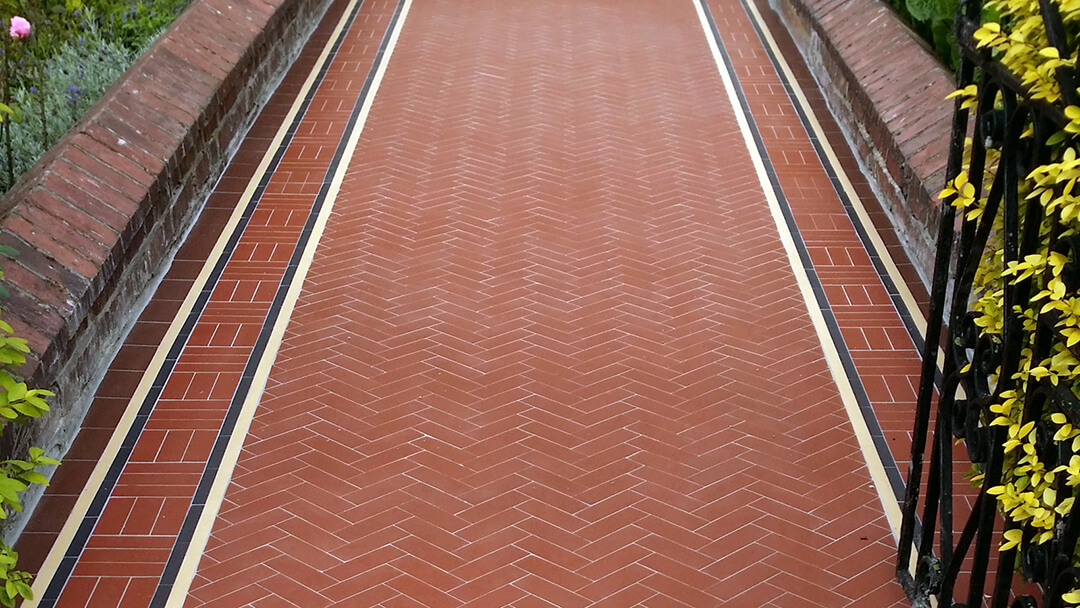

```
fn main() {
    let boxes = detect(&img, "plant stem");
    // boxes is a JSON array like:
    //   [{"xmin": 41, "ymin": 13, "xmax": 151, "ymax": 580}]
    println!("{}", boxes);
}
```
[
  {"xmin": 3, "ymin": 36, "xmax": 12, "ymax": 190},
  {"xmin": 37, "ymin": 59, "xmax": 46, "ymax": 149}
]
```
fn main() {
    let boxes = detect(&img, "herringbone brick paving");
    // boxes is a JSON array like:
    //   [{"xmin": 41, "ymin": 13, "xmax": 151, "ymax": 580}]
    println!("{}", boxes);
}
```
[
  {"xmin": 704, "ymin": 0, "xmax": 924, "ymax": 469},
  {"xmin": 185, "ymin": 0, "xmax": 908, "ymax": 606},
  {"xmin": 19, "ymin": 0, "xmax": 926, "ymax": 605}
]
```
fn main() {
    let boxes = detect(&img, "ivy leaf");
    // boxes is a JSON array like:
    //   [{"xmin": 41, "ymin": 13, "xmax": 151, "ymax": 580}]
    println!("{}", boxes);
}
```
[
  {"xmin": 936, "ymin": 0, "xmax": 957, "ymax": 18},
  {"xmin": 906, "ymin": 0, "xmax": 935, "ymax": 21}
]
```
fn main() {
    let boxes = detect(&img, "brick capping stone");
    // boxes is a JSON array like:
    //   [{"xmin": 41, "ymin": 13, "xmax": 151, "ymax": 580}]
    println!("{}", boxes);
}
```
[
  {"xmin": 0, "ymin": 0, "xmax": 333, "ymax": 537},
  {"xmin": 769, "ymin": 0, "xmax": 954, "ymax": 288}
]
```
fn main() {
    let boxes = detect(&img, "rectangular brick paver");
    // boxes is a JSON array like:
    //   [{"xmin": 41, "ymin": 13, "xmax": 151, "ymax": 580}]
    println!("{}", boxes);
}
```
[{"xmin": 23, "ymin": 0, "xmax": 923, "ymax": 606}]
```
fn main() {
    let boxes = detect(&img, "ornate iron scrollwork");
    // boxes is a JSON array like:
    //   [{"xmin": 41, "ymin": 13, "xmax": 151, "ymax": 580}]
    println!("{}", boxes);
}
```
[{"xmin": 898, "ymin": 0, "xmax": 1080, "ymax": 606}]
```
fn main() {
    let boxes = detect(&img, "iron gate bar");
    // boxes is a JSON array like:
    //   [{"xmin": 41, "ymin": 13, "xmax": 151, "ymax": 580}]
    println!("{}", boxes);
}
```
[{"xmin": 898, "ymin": 0, "xmax": 1080, "ymax": 605}]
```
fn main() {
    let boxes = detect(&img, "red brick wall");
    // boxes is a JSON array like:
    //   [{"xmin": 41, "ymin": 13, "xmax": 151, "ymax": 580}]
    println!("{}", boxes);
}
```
[
  {"xmin": 769, "ymin": 0, "xmax": 953, "ymax": 288},
  {"xmin": 0, "ymin": 0, "xmax": 333, "ymax": 534}
]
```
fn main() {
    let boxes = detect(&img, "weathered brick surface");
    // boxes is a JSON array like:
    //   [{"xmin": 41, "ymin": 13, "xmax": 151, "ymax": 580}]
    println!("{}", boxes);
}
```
[
  {"xmin": 0, "ymin": 0, "xmax": 334, "ymax": 537},
  {"xmin": 769, "ymin": 0, "xmax": 953, "ymax": 287}
]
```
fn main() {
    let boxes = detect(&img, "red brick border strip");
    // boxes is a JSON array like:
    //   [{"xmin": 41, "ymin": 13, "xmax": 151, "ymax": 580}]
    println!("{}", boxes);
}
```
[
  {"xmin": 768, "ymin": 0, "xmax": 953, "ymax": 288},
  {"xmin": 0, "ymin": 0, "xmax": 334, "ymax": 535}
]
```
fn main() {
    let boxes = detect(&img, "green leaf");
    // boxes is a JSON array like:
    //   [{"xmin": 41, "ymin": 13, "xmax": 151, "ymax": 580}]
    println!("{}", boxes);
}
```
[
  {"xmin": 11, "ymin": 402, "xmax": 42, "ymax": 419},
  {"xmin": 0, "ymin": 477, "xmax": 27, "ymax": 508},
  {"xmin": 18, "ymin": 472, "xmax": 47, "ymax": 486},
  {"xmin": 7, "ymin": 383, "xmax": 28, "ymax": 403},
  {"xmin": 936, "ymin": 0, "xmax": 957, "ymax": 19},
  {"xmin": 4, "ymin": 460, "xmax": 33, "ymax": 472},
  {"xmin": 907, "ymin": 0, "xmax": 936, "ymax": 21}
]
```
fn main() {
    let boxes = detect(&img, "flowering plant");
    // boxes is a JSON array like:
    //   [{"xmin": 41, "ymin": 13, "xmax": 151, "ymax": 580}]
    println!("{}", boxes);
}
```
[{"xmin": 9, "ymin": 17, "xmax": 29, "ymax": 40}]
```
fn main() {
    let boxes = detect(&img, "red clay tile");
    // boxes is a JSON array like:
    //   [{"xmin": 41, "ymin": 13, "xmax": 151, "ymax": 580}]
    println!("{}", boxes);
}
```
[{"xmin": 22, "ymin": 1, "xmax": 930, "ymax": 607}]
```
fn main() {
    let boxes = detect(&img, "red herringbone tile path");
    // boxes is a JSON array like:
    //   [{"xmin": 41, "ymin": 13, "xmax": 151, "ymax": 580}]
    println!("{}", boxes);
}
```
[{"xmin": 20, "ymin": 0, "xmax": 925, "ymax": 606}]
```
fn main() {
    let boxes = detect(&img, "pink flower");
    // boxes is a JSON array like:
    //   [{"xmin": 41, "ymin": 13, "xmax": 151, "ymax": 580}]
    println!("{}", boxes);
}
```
[{"xmin": 9, "ymin": 17, "xmax": 30, "ymax": 40}]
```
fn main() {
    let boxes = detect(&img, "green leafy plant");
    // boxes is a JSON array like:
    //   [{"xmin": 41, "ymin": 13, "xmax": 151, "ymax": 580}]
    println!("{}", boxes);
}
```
[
  {"xmin": 943, "ymin": 1, "xmax": 1080, "ymax": 605},
  {"xmin": 0, "ymin": 0, "xmax": 190, "ymax": 192},
  {"xmin": 0, "ymin": 28, "xmax": 133, "ymax": 186},
  {"xmin": 0, "ymin": 249, "xmax": 58, "ymax": 608},
  {"xmin": 884, "ymin": 0, "xmax": 962, "ymax": 69}
]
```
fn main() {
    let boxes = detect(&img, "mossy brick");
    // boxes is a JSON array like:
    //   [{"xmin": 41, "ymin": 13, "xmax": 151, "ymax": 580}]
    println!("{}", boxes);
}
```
[
  {"xmin": 162, "ymin": 33, "xmax": 231, "ymax": 81},
  {"xmin": 2, "ymin": 291, "xmax": 62, "ymax": 354},
  {"xmin": 118, "ymin": 215, "xmax": 149, "ymax": 261},
  {"xmin": 94, "ymin": 109, "xmax": 176, "ymax": 165},
  {"xmin": 185, "ymin": 15, "xmax": 249, "ymax": 64},
  {"xmin": 14, "ymin": 204, "xmax": 109, "ymax": 267},
  {"xmin": 5, "ymin": 214, "xmax": 100, "ymax": 280},
  {"xmin": 48, "ymin": 160, "xmax": 137, "ymax": 218},
  {"xmin": 37, "ymin": 176, "xmax": 130, "ymax": 238},
  {"xmin": 0, "ymin": 228, "xmax": 90, "ymax": 299},
  {"xmin": 2, "ymin": 262, "xmax": 61, "ymax": 323},
  {"xmin": 111, "ymin": 92, "xmax": 188, "ymax": 142},
  {"xmin": 81, "ymin": 125, "xmax": 167, "ymax": 182},
  {"xmin": 136, "ymin": 83, "xmax": 205, "ymax": 134},
  {"xmin": 185, "ymin": 6, "xmax": 251, "ymax": 59},
  {"xmin": 139, "ymin": 58, "xmax": 217, "ymax": 113},
  {"xmin": 69, "ymin": 131, "xmax": 155, "ymax": 186},
  {"xmin": 207, "ymin": 1, "xmax": 266, "ymax": 39},
  {"xmin": 27, "ymin": 190, "xmax": 117, "ymax": 249},
  {"xmin": 143, "ymin": 45, "xmax": 219, "ymax": 94},
  {"xmin": 770, "ymin": 0, "xmax": 949, "ymax": 289},
  {"xmin": 113, "ymin": 86, "xmax": 191, "ymax": 137},
  {"xmin": 898, "ymin": 119, "xmax": 950, "ymax": 163},
  {"xmin": 56, "ymin": 149, "xmax": 146, "ymax": 206}
]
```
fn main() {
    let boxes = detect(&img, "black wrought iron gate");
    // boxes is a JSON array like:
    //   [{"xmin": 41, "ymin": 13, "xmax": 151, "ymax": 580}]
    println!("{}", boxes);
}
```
[{"xmin": 898, "ymin": 1, "xmax": 1080, "ymax": 607}]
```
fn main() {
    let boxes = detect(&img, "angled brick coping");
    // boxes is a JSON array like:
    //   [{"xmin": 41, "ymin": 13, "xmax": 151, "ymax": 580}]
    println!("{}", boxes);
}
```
[
  {"xmin": 768, "ymin": 0, "xmax": 954, "ymax": 288},
  {"xmin": 0, "ymin": 0, "xmax": 333, "ymax": 535}
]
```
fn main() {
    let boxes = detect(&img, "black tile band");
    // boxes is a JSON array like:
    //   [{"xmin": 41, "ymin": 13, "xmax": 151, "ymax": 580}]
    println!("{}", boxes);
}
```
[
  {"xmin": 148, "ymin": 0, "xmax": 409, "ymax": 605},
  {"xmin": 696, "ymin": 0, "xmax": 907, "ymax": 502},
  {"xmin": 37, "ymin": 0, "xmax": 397, "ymax": 605},
  {"xmin": 734, "ymin": 0, "xmax": 926, "ymax": 355}
]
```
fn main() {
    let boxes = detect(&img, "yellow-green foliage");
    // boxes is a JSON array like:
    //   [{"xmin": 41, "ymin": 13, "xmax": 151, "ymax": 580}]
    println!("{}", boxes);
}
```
[
  {"xmin": 0, "ymin": 256, "xmax": 56, "ymax": 608},
  {"xmin": 952, "ymin": 2, "xmax": 1080, "ymax": 604}
]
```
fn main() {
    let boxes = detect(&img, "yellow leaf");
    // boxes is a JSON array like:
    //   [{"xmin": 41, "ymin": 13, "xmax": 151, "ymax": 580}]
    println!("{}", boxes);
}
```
[
  {"xmin": 1058, "ymin": 497, "xmax": 1075, "ymax": 515},
  {"xmin": 1020, "ymin": 421, "xmax": 1036, "ymax": 438},
  {"xmin": 1001, "ymin": 528, "xmax": 1024, "ymax": 551}
]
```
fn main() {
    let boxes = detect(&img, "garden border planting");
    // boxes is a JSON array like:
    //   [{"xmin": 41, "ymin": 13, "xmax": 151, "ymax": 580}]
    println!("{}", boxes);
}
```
[{"xmin": 0, "ymin": 0, "xmax": 333, "ymax": 536}]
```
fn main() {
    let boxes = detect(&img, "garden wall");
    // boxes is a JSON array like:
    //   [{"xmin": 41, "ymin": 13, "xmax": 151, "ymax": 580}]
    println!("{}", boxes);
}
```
[
  {"xmin": 0, "ymin": 0, "xmax": 333, "ymax": 535},
  {"xmin": 768, "ymin": 0, "xmax": 954, "ymax": 289}
]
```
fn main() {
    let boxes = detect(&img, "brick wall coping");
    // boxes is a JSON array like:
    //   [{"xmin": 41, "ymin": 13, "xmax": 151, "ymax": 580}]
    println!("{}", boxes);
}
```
[
  {"xmin": 0, "ymin": 0, "xmax": 333, "ymax": 535},
  {"xmin": 770, "ymin": 0, "xmax": 954, "ymax": 288}
]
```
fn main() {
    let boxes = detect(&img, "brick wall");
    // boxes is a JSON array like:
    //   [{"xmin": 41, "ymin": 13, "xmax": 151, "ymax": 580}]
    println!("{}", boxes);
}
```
[
  {"xmin": 769, "ymin": 0, "xmax": 954, "ymax": 288},
  {"xmin": 0, "ymin": 0, "xmax": 333, "ymax": 537}
]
